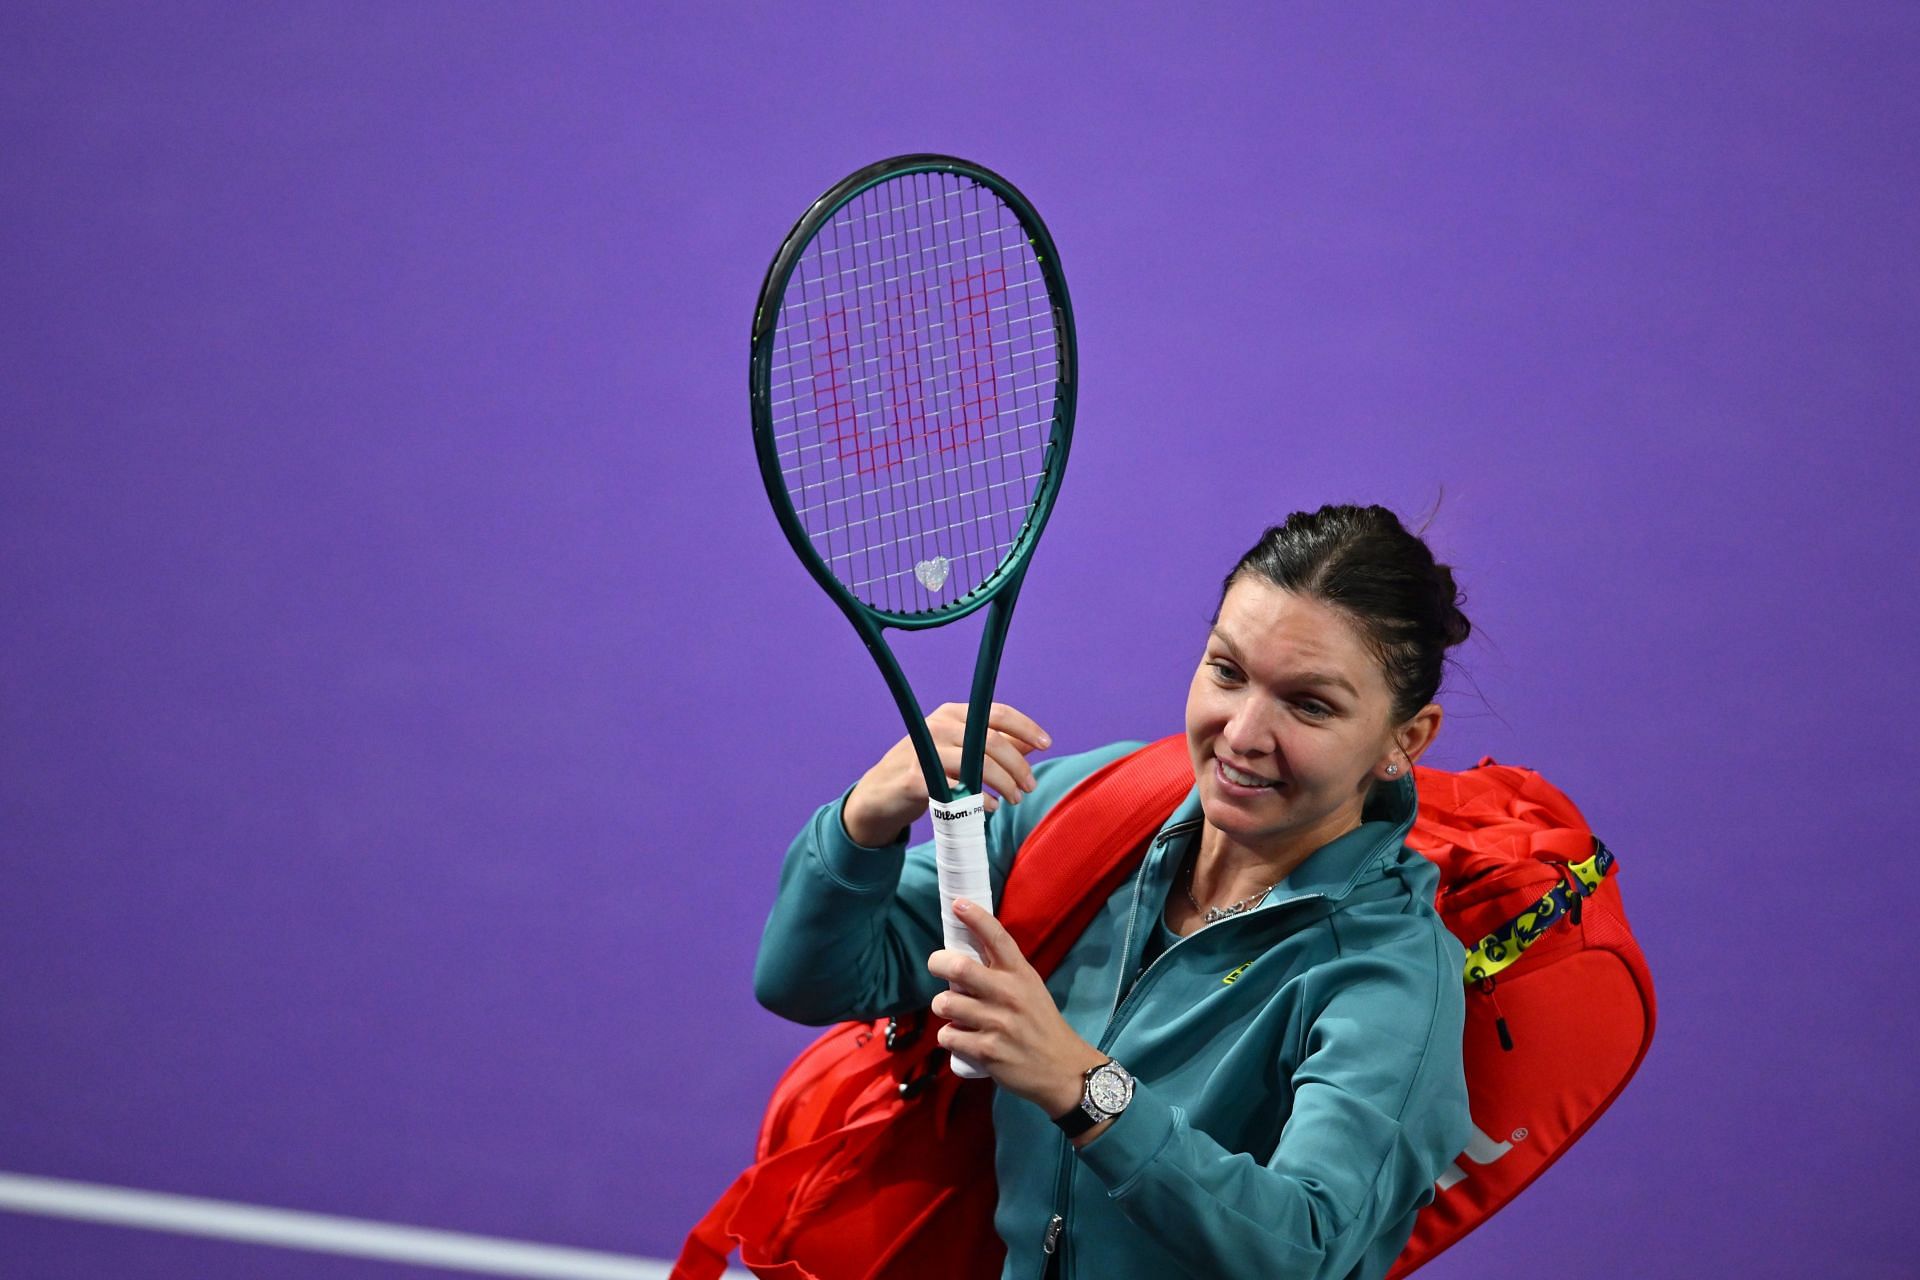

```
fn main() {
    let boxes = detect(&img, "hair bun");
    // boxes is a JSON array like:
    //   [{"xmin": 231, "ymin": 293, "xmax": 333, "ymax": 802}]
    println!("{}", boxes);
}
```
[{"xmin": 1433, "ymin": 565, "xmax": 1472, "ymax": 648}]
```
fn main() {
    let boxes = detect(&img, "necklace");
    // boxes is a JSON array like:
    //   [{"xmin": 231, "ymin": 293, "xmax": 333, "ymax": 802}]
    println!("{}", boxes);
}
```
[{"xmin": 1184, "ymin": 852, "xmax": 1281, "ymax": 925}]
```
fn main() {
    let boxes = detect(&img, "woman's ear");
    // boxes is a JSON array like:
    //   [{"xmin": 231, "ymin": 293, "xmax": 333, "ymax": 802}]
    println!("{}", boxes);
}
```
[{"xmin": 1397, "ymin": 702, "xmax": 1444, "ymax": 769}]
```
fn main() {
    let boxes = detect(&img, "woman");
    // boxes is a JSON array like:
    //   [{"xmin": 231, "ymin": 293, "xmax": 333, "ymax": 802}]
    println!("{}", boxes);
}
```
[{"xmin": 754, "ymin": 504, "xmax": 1475, "ymax": 1280}]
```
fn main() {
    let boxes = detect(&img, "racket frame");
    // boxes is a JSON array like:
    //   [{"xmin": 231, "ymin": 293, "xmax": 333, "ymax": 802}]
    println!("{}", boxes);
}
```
[{"xmin": 749, "ymin": 154, "xmax": 1077, "ymax": 807}]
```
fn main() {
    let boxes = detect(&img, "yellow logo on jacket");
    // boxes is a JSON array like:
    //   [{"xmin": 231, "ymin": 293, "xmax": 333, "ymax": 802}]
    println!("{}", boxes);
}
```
[{"xmin": 1221, "ymin": 962, "xmax": 1252, "ymax": 985}]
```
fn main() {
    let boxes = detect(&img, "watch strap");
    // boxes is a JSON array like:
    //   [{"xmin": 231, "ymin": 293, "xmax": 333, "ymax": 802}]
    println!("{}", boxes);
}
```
[{"xmin": 1051, "ymin": 1098, "xmax": 1101, "ymax": 1137}]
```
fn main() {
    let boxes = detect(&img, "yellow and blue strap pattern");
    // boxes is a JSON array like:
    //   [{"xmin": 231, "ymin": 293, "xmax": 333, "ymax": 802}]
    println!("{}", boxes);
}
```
[{"xmin": 1462, "ymin": 840, "xmax": 1615, "ymax": 984}]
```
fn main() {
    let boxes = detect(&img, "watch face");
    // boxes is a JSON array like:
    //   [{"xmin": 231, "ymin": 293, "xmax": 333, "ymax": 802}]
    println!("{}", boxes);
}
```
[{"xmin": 1087, "ymin": 1063, "xmax": 1133, "ymax": 1115}]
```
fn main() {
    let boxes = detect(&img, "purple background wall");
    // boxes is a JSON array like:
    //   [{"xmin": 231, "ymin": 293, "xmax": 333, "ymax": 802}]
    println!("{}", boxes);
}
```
[{"xmin": 3, "ymin": 3, "xmax": 1914, "ymax": 1277}]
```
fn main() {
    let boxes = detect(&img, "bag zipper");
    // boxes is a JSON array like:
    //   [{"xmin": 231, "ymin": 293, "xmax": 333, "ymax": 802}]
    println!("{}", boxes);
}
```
[
  {"xmin": 1475, "ymin": 975, "xmax": 1515, "ymax": 1051},
  {"xmin": 1467, "ymin": 857, "xmax": 1589, "ymax": 1055}
]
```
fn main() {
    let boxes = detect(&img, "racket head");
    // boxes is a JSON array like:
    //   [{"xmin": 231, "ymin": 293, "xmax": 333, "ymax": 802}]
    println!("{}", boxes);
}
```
[{"xmin": 751, "ymin": 155, "xmax": 1076, "ymax": 631}]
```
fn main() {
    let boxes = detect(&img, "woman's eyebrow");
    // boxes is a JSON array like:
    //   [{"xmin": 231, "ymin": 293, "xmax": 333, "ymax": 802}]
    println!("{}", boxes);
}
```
[
  {"xmin": 1293, "ymin": 671, "xmax": 1359, "ymax": 698},
  {"xmin": 1208, "ymin": 627, "xmax": 1358, "ymax": 698}
]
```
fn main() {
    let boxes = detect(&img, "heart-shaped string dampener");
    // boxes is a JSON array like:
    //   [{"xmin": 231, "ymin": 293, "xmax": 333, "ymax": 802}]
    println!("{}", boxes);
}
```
[{"xmin": 914, "ymin": 556, "xmax": 951, "ymax": 592}]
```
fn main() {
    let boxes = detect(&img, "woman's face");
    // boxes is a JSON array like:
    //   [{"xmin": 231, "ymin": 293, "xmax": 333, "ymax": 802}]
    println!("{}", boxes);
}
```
[{"xmin": 1185, "ymin": 577, "xmax": 1403, "ymax": 862}]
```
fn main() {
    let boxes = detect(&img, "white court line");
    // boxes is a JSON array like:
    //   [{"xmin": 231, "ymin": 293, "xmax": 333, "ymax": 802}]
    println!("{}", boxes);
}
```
[{"xmin": 0, "ymin": 1172, "xmax": 745, "ymax": 1279}]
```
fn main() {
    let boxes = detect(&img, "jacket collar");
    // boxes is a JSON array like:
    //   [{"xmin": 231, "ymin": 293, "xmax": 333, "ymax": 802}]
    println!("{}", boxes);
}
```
[{"xmin": 1149, "ymin": 771, "xmax": 1418, "ymax": 906}]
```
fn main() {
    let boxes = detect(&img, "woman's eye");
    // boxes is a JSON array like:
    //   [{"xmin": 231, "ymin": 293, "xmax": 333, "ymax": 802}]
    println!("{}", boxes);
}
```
[
  {"xmin": 1297, "ymin": 700, "xmax": 1332, "ymax": 718},
  {"xmin": 1210, "ymin": 661, "xmax": 1240, "ymax": 682}
]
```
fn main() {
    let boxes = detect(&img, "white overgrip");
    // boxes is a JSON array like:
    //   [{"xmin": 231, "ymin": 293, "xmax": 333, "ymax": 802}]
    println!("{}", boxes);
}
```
[{"xmin": 929, "ymin": 791, "xmax": 992, "ymax": 1079}]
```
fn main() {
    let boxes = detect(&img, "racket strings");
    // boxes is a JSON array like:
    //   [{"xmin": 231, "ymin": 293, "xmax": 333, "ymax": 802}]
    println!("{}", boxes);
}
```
[{"xmin": 768, "ymin": 168, "xmax": 1060, "ymax": 616}]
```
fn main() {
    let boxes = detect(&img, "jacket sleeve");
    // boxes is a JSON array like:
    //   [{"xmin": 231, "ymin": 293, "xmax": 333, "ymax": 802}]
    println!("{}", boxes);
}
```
[
  {"xmin": 752, "ymin": 742, "xmax": 1144, "ymax": 1026},
  {"xmin": 1074, "ymin": 922, "xmax": 1473, "ymax": 1280}
]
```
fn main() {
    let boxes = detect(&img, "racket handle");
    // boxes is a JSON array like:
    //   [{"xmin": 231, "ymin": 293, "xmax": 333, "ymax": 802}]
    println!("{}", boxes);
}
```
[{"xmin": 930, "ymin": 791, "xmax": 993, "ymax": 1080}]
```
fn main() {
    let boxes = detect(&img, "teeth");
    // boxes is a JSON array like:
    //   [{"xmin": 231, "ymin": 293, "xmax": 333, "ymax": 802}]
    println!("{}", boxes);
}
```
[{"xmin": 1219, "ymin": 760, "xmax": 1274, "ymax": 788}]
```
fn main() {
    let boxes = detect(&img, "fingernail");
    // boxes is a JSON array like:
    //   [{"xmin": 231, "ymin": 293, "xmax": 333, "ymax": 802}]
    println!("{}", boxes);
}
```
[
  {"xmin": 954, "ymin": 899, "xmax": 971, "ymax": 914},
  {"xmin": 1040, "ymin": 732, "xmax": 1052, "ymax": 747}
]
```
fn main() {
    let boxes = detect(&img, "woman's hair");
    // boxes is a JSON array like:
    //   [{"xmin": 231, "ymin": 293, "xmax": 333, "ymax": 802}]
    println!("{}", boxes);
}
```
[{"xmin": 1217, "ymin": 503, "xmax": 1472, "ymax": 726}]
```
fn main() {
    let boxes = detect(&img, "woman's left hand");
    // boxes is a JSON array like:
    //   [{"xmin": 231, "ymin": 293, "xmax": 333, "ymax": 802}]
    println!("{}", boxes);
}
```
[{"xmin": 927, "ymin": 899, "xmax": 1108, "ymax": 1119}]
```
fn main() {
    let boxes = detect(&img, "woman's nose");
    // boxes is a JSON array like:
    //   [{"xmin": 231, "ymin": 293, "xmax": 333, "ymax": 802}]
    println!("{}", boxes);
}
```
[{"xmin": 1220, "ymin": 698, "xmax": 1272, "ymax": 755}]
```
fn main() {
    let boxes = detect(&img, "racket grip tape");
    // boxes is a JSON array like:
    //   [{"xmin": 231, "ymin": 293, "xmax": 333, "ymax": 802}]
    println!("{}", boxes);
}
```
[{"xmin": 930, "ymin": 792, "xmax": 993, "ymax": 1080}]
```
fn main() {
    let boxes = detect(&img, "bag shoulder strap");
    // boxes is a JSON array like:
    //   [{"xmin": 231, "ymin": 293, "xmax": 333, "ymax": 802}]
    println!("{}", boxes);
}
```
[
  {"xmin": 998, "ymin": 735, "xmax": 1193, "ymax": 978},
  {"xmin": 672, "ymin": 737, "xmax": 1192, "ymax": 1280}
]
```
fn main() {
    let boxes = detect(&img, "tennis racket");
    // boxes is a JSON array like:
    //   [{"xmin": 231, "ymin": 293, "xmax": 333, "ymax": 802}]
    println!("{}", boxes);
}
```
[{"xmin": 751, "ymin": 155, "xmax": 1077, "ymax": 1078}]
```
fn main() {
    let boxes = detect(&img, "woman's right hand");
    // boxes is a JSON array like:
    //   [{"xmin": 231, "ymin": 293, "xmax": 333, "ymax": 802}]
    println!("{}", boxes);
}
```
[{"xmin": 840, "ymin": 702, "xmax": 1053, "ymax": 847}]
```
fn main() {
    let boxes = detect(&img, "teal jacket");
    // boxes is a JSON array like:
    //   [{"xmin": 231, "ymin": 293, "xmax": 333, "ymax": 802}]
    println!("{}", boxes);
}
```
[{"xmin": 754, "ymin": 742, "xmax": 1472, "ymax": 1280}]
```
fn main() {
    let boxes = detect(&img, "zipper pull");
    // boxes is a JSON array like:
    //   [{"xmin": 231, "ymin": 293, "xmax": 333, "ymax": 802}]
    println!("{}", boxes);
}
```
[
  {"xmin": 1561, "ymin": 864, "xmax": 1585, "ymax": 926},
  {"xmin": 1042, "ymin": 1213, "xmax": 1065, "ymax": 1255},
  {"xmin": 1476, "ymin": 976, "xmax": 1514, "ymax": 1051}
]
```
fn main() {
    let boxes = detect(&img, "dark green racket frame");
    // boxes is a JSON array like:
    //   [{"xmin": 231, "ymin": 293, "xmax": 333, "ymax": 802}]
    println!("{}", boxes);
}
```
[{"xmin": 749, "ymin": 154, "xmax": 1077, "ymax": 805}]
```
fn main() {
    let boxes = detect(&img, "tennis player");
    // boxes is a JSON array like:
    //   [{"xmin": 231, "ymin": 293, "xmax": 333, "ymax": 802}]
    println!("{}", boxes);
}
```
[{"xmin": 755, "ymin": 503, "xmax": 1475, "ymax": 1280}]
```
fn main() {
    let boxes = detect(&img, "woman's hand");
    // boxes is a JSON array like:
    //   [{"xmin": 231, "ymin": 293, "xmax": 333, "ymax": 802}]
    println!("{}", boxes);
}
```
[
  {"xmin": 926, "ymin": 898, "xmax": 1107, "ymax": 1120},
  {"xmin": 840, "ymin": 703, "xmax": 1051, "ymax": 847}
]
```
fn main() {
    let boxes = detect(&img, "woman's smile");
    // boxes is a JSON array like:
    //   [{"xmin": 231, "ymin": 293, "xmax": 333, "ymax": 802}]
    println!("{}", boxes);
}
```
[{"xmin": 1214, "ymin": 756, "xmax": 1283, "ymax": 794}]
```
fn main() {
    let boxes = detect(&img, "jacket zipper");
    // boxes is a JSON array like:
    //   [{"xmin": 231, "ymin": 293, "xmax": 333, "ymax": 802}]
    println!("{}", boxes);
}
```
[
  {"xmin": 1035, "ymin": 889, "xmax": 1327, "ymax": 1280},
  {"xmin": 1036, "ymin": 1220, "xmax": 1067, "ymax": 1274},
  {"xmin": 1039, "ymin": 1143, "xmax": 1072, "ymax": 1278},
  {"xmin": 1037, "ymin": 824, "xmax": 1188, "ymax": 1280},
  {"xmin": 1037, "ymin": 805, "xmax": 1407, "ymax": 1275},
  {"xmin": 1040, "ymin": 830, "xmax": 1330, "ymax": 1277}
]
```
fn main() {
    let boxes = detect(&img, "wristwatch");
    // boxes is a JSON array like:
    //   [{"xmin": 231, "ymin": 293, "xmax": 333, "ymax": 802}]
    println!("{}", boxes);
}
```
[{"xmin": 1051, "ymin": 1059, "xmax": 1134, "ymax": 1137}]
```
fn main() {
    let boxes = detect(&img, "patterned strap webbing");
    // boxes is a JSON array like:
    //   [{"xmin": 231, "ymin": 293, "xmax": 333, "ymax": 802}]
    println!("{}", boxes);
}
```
[{"xmin": 1462, "ymin": 840, "xmax": 1617, "ymax": 983}]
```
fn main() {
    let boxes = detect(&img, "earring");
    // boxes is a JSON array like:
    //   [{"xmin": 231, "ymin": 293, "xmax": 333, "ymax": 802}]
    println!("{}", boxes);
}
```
[{"xmin": 1385, "ymin": 764, "xmax": 1399, "ymax": 775}]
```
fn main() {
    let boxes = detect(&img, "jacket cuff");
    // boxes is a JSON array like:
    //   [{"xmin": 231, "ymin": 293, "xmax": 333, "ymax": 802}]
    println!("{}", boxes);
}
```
[
  {"xmin": 807, "ymin": 785, "xmax": 910, "ymax": 895},
  {"xmin": 1073, "ymin": 1077, "xmax": 1177, "ymax": 1194}
]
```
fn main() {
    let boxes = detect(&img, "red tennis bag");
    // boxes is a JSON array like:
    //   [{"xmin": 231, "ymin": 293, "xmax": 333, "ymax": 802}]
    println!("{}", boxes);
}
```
[{"xmin": 675, "ymin": 737, "xmax": 1656, "ymax": 1279}]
